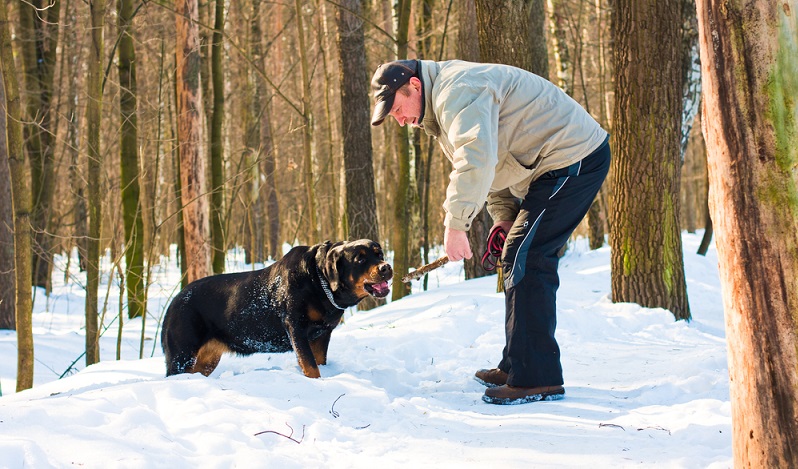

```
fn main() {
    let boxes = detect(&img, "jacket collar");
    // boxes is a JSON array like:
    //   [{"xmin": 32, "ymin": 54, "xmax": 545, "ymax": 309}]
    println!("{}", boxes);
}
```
[{"xmin": 418, "ymin": 60, "xmax": 441, "ymax": 138}]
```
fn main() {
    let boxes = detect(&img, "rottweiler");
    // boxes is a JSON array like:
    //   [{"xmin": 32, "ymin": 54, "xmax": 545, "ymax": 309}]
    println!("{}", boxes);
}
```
[{"xmin": 161, "ymin": 239, "xmax": 392, "ymax": 378}]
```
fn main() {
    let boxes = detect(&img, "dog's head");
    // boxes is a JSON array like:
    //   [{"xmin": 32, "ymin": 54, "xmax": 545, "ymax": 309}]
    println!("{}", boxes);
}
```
[{"xmin": 316, "ymin": 239, "xmax": 393, "ymax": 301}]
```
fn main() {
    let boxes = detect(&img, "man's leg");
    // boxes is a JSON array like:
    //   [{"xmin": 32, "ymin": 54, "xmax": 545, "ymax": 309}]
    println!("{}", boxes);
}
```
[{"xmin": 497, "ymin": 142, "xmax": 610, "ymax": 389}]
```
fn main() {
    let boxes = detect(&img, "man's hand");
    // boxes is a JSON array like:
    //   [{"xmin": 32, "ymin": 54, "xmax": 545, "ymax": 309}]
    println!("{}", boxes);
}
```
[
  {"xmin": 444, "ymin": 227, "xmax": 473, "ymax": 261},
  {"xmin": 490, "ymin": 220, "xmax": 514, "ymax": 237}
]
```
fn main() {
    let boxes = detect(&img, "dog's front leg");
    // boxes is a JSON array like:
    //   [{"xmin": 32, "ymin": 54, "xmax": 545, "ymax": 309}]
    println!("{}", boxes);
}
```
[
  {"xmin": 286, "ymin": 321, "xmax": 321, "ymax": 378},
  {"xmin": 310, "ymin": 330, "xmax": 332, "ymax": 366}
]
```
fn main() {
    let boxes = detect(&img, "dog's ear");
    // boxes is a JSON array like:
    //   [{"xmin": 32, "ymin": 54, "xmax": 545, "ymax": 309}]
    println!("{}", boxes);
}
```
[{"xmin": 316, "ymin": 241, "xmax": 343, "ymax": 291}]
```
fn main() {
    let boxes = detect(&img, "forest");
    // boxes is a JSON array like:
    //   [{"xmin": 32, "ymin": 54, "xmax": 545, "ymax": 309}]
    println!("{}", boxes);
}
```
[{"xmin": 1, "ymin": 0, "xmax": 796, "ymax": 465}]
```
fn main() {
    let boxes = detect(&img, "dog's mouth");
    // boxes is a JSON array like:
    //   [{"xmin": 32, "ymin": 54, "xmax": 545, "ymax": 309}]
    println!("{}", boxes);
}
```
[{"xmin": 365, "ymin": 281, "xmax": 391, "ymax": 298}]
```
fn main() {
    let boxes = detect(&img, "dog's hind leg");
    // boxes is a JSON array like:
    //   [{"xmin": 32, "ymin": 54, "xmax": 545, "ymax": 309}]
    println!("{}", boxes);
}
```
[{"xmin": 189, "ymin": 339, "xmax": 230, "ymax": 376}]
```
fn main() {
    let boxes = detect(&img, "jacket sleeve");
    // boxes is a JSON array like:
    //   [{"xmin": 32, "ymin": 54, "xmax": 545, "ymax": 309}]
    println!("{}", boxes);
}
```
[
  {"xmin": 486, "ymin": 188, "xmax": 520, "ymax": 223},
  {"xmin": 436, "ymin": 86, "xmax": 500, "ymax": 232}
]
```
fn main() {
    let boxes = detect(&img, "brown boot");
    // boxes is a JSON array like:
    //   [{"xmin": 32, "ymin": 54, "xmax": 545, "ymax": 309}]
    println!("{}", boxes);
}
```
[
  {"xmin": 482, "ymin": 384, "xmax": 565, "ymax": 405},
  {"xmin": 474, "ymin": 368, "xmax": 508, "ymax": 388}
]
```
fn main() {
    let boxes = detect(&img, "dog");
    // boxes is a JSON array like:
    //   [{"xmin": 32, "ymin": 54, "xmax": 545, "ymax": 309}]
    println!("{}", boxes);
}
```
[{"xmin": 161, "ymin": 239, "xmax": 392, "ymax": 378}]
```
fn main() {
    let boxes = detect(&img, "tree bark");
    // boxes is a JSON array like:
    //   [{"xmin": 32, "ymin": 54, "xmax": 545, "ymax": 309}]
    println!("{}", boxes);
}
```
[
  {"xmin": 118, "ymin": 0, "xmax": 146, "ymax": 319},
  {"xmin": 696, "ymin": 0, "xmax": 798, "ymax": 465},
  {"xmin": 210, "ymin": 0, "xmax": 226, "ymax": 274},
  {"xmin": 609, "ymin": 0, "xmax": 690, "ymax": 321},
  {"xmin": 176, "ymin": 0, "xmax": 212, "ymax": 283},
  {"xmin": 0, "ymin": 65, "xmax": 15, "ymax": 330},
  {"xmin": 1, "ymin": 0, "xmax": 34, "ymax": 389},
  {"xmin": 85, "ymin": 0, "xmax": 106, "ymax": 366}
]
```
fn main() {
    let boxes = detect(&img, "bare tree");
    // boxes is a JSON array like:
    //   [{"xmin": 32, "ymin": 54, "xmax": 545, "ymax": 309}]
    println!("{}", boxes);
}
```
[
  {"xmin": 696, "ymin": 0, "xmax": 798, "ymax": 465},
  {"xmin": 18, "ymin": 0, "xmax": 61, "ymax": 293},
  {"xmin": 118, "ymin": 0, "xmax": 146, "ymax": 319},
  {"xmin": 609, "ymin": 0, "xmax": 690, "ymax": 321},
  {"xmin": 85, "ymin": 0, "xmax": 107, "ymax": 365},
  {"xmin": 0, "ymin": 65, "xmax": 15, "ymax": 330},
  {"xmin": 176, "ymin": 0, "xmax": 212, "ymax": 283},
  {"xmin": 1, "ymin": 0, "xmax": 34, "ymax": 389},
  {"xmin": 210, "ymin": 0, "xmax": 226, "ymax": 274}
]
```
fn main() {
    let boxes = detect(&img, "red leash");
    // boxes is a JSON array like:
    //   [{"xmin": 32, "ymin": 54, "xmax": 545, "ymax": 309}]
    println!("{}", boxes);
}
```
[{"xmin": 481, "ymin": 226, "xmax": 507, "ymax": 272}]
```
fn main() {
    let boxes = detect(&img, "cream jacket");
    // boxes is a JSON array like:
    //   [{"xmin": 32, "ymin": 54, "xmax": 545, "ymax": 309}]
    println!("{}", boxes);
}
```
[{"xmin": 418, "ymin": 60, "xmax": 608, "ymax": 231}]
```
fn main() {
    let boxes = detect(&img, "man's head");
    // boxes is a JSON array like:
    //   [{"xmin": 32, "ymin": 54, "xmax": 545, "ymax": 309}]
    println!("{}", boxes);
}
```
[{"xmin": 371, "ymin": 60, "xmax": 423, "ymax": 127}]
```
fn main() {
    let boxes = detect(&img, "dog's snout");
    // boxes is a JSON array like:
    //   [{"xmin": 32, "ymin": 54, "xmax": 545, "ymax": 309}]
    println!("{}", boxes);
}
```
[{"xmin": 379, "ymin": 263, "xmax": 393, "ymax": 277}]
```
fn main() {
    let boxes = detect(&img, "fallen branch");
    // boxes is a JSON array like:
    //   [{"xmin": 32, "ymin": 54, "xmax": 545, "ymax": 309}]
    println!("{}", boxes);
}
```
[
  {"xmin": 330, "ymin": 393, "xmax": 345, "ymax": 418},
  {"xmin": 254, "ymin": 423, "xmax": 305, "ymax": 444},
  {"xmin": 599, "ymin": 423, "xmax": 626, "ymax": 431}
]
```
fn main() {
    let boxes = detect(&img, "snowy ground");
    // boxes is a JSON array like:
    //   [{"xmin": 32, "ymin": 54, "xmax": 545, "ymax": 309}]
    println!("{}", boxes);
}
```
[{"xmin": 0, "ymin": 233, "xmax": 731, "ymax": 468}]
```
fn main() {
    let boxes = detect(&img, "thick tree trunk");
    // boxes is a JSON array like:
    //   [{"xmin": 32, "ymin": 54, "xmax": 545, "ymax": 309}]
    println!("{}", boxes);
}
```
[
  {"xmin": 1, "ymin": 0, "xmax": 34, "ymax": 389},
  {"xmin": 0, "ymin": 67, "xmax": 15, "ymax": 330},
  {"xmin": 85, "ymin": 0, "xmax": 106, "ymax": 366},
  {"xmin": 118, "ymin": 0, "xmax": 145, "ymax": 319},
  {"xmin": 210, "ymin": 0, "xmax": 226, "ymax": 274},
  {"xmin": 176, "ymin": 0, "xmax": 211, "ymax": 283},
  {"xmin": 696, "ymin": 0, "xmax": 798, "ymax": 465},
  {"xmin": 609, "ymin": 0, "xmax": 690, "ymax": 320},
  {"xmin": 456, "ymin": 0, "xmax": 492, "ymax": 281},
  {"xmin": 336, "ymin": 0, "xmax": 383, "ymax": 309}
]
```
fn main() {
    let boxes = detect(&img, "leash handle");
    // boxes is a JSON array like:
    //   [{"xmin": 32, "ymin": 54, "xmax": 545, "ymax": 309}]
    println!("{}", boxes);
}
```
[{"xmin": 481, "ymin": 226, "xmax": 507, "ymax": 272}]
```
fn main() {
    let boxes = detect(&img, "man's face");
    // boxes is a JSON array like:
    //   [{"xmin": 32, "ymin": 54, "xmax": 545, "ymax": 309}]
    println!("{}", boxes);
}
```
[{"xmin": 388, "ymin": 77, "xmax": 423, "ymax": 127}]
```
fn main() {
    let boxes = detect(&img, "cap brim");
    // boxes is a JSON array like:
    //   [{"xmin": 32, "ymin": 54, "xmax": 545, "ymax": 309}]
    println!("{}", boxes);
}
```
[{"xmin": 371, "ymin": 94, "xmax": 395, "ymax": 126}]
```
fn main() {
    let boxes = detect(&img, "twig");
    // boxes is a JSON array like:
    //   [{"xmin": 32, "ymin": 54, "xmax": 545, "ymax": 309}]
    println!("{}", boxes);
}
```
[
  {"xmin": 254, "ymin": 423, "xmax": 305, "ymax": 444},
  {"xmin": 599, "ymin": 423, "xmax": 625, "ymax": 431},
  {"xmin": 330, "ymin": 393, "xmax": 345, "ymax": 418},
  {"xmin": 637, "ymin": 426, "xmax": 671, "ymax": 435},
  {"xmin": 401, "ymin": 256, "xmax": 450, "ymax": 283}
]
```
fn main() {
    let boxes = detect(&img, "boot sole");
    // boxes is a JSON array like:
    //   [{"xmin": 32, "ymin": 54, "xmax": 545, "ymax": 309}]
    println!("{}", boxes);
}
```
[
  {"xmin": 482, "ymin": 390, "xmax": 565, "ymax": 405},
  {"xmin": 474, "ymin": 376, "xmax": 506, "ymax": 388}
]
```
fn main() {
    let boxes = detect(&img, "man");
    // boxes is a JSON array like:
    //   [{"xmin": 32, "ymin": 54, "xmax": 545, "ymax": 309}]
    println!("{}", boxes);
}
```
[{"xmin": 371, "ymin": 59, "xmax": 610, "ymax": 405}]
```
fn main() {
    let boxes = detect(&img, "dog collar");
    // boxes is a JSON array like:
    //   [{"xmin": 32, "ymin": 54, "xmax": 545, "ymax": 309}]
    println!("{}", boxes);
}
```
[{"xmin": 317, "ymin": 269, "xmax": 345, "ymax": 310}]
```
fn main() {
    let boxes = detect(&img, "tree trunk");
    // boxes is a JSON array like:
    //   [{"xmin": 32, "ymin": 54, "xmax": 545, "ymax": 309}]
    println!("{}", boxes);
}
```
[
  {"xmin": 474, "ymin": 0, "xmax": 548, "ymax": 284},
  {"xmin": 210, "ymin": 0, "xmax": 226, "ymax": 274},
  {"xmin": 547, "ymin": 0, "xmax": 570, "ymax": 93},
  {"xmin": 456, "ymin": 0, "xmax": 492, "ymax": 280},
  {"xmin": 696, "ymin": 0, "xmax": 798, "ymax": 465},
  {"xmin": 85, "ymin": 0, "xmax": 106, "ymax": 366},
  {"xmin": 389, "ymin": 0, "xmax": 413, "ymax": 301},
  {"xmin": 1, "ymin": 0, "xmax": 34, "ymax": 389},
  {"xmin": 336, "ymin": 0, "xmax": 384, "ymax": 309},
  {"xmin": 118, "ymin": 0, "xmax": 146, "ymax": 319},
  {"xmin": 294, "ymin": 0, "xmax": 320, "ymax": 243},
  {"xmin": 18, "ymin": 0, "xmax": 61, "ymax": 293},
  {"xmin": 176, "ymin": 0, "xmax": 211, "ymax": 283},
  {"xmin": 0, "ymin": 66, "xmax": 15, "ymax": 331},
  {"xmin": 609, "ymin": 0, "xmax": 690, "ymax": 321}
]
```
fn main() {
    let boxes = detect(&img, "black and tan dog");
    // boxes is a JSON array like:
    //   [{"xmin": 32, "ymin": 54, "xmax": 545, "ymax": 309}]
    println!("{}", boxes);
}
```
[{"xmin": 161, "ymin": 239, "xmax": 392, "ymax": 378}]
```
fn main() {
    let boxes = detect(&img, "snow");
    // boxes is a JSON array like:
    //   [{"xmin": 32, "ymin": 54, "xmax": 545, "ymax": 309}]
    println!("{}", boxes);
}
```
[{"xmin": 0, "ymin": 233, "xmax": 731, "ymax": 468}]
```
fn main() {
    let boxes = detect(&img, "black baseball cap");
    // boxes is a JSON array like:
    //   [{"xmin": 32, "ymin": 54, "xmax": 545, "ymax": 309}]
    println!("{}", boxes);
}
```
[{"xmin": 370, "ymin": 60, "xmax": 419, "ymax": 126}]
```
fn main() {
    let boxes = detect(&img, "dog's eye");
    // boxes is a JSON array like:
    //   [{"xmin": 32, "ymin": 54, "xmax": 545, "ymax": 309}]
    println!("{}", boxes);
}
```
[{"xmin": 356, "ymin": 257, "xmax": 366, "ymax": 264}]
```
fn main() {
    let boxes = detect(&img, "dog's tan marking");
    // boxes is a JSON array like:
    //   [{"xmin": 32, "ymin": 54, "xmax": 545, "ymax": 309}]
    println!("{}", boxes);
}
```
[
  {"xmin": 310, "ymin": 339, "xmax": 328, "ymax": 365},
  {"xmin": 190, "ymin": 339, "xmax": 230, "ymax": 376},
  {"xmin": 307, "ymin": 306, "xmax": 324, "ymax": 322},
  {"xmin": 297, "ymin": 356, "xmax": 321, "ymax": 378}
]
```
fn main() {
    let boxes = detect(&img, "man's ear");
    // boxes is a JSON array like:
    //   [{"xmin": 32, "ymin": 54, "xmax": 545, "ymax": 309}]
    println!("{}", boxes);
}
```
[{"xmin": 316, "ymin": 241, "xmax": 343, "ymax": 291}]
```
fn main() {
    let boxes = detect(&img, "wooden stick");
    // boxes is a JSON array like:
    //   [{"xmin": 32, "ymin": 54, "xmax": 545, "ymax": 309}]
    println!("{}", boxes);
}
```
[{"xmin": 401, "ymin": 255, "xmax": 450, "ymax": 283}]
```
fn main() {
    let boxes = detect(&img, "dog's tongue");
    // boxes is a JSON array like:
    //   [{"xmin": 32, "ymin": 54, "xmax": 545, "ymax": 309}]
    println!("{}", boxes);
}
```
[{"xmin": 371, "ymin": 281, "xmax": 390, "ymax": 297}]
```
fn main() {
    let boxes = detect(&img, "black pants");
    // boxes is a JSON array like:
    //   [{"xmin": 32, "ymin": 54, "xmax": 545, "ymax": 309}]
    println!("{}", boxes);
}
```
[{"xmin": 497, "ymin": 139, "xmax": 610, "ymax": 387}]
